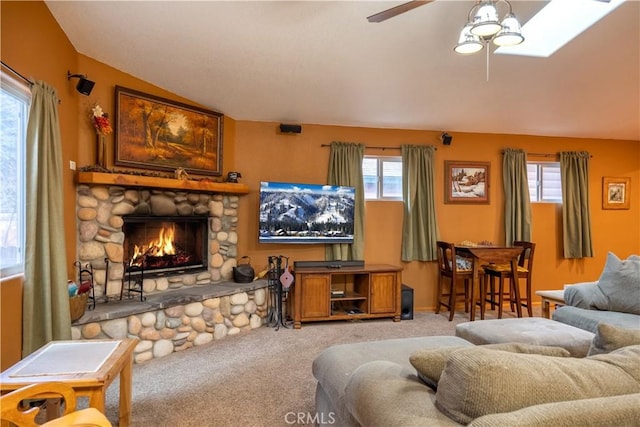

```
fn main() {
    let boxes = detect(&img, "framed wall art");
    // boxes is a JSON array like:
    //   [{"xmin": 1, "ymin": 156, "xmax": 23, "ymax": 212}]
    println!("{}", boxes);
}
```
[
  {"xmin": 445, "ymin": 161, "xmax": 490, "ymax": 204},
  {"xmin": 115, "ymin": 86, "xmax": 223, "ymax": 176},
  {"xmin": 602, "ymin": 176, "xmax": 630, "ymax": 210}
]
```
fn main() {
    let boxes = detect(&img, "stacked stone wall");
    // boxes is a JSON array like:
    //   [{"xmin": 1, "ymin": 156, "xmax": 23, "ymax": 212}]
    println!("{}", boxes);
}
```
[{"xmin": 72, "ymin": 288, "xmax": 267, "ymax": 363}]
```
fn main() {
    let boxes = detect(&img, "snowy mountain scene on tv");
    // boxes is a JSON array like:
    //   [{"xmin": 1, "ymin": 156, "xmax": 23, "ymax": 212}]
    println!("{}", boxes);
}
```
[{"xmin": 259, "ymin": 181, "xmax": 356, "ymax": 244}]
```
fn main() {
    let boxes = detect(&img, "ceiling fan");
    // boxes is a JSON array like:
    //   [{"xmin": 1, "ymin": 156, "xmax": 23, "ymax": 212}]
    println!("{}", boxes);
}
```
[{"xmin": 366, "ymin": 0, "xmax": 433, "ymax": 23}]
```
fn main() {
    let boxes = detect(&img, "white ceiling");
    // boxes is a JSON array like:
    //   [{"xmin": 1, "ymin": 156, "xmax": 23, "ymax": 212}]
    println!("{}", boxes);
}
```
[{"xmin": 45, "ymin": 1, "xmax": 640, "ymax": 141}]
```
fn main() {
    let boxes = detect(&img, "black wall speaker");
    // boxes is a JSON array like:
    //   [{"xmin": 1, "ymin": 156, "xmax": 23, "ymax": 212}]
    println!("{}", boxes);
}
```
[
  {"xmin": 441, "ymin": 132, "xmax": 453, "ymax": 146},
  {"xmin": 75, "ymin": 78, "xmax": 95, "ymax": 96},
  {"xmin": 279, "ymin": 124, "xmax": 302, "ymax": 134},
  {"xmin": 401, "ymin": 284, "xmax": 414, "ymax": 320}
]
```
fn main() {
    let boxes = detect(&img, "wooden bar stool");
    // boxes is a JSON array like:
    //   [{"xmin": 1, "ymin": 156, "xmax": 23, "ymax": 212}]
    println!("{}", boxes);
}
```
[
  {"xmin": 482, "ymin": 241, "xmax": 535, "ymax": 318},
  {"xmin": 435, "ymin": 241, "xmax": 474, "ymax": 321}
]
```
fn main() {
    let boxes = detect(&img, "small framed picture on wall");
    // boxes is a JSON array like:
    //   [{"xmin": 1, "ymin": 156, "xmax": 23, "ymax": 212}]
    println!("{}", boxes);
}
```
[
  {"xmin": 602, "ymin": 176, "xmax": 630, "ymax": 210},
  {"xmin": 445, "ymin": 161, "xmax": 490, "ymax": 204}
]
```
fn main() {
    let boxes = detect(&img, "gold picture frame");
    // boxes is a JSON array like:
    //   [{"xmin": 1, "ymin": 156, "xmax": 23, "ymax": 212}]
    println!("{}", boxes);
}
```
[
  {"xmin": 602, "ymin": 176, "xmax": 630, "ymax": 210},
  {"xmin": 445, "ymin": 161, "xmax": 490, "ymax": 204},
  {"xmin": 115, "ymin": 86, "xmax": 223, "ymax": 176}
]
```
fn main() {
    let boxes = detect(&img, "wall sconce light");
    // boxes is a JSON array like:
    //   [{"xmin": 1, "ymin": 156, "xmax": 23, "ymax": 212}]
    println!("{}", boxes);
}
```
[{"xmin": 67, "ymin": 71, "xmax": 95, "ymax": 96}]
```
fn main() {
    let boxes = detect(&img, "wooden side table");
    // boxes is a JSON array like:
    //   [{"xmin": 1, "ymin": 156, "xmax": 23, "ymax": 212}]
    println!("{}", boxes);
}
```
[
  {"xmin": 535, "ymin": 290, "xmax": 565, "ymax": 319},
  {"xmin": 0, "ymin": 339, "xmax": 137, "ymax": 426}
]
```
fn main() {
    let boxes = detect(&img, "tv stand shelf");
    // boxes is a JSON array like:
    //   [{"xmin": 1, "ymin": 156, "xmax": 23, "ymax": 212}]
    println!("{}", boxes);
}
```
[{"xmin": 290, "ymin": 264, "xmax": 402, "ymax": 329}]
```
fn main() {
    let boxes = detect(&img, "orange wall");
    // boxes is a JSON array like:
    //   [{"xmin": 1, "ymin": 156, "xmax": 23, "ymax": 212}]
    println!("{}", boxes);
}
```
[
  {"xmin": 2, "ymin": 0, "xmax": 639, "ymax": 368},
  {"xmin": 233, "ymin": 123, "xmax": 640, "ymax": 311}
]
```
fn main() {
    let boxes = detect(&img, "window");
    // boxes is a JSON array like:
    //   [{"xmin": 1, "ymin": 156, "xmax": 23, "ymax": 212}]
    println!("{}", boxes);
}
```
[
  {"xmin": 363, "ymin": 156, "xmax": 402, "ymax": 200},
  {"xmin": 0, "ymin": 72, "xmax": 29, "ymax": 277},
  {"xmin": 527, "ymin": 162, "xmax": 562, "ymax": 202}
]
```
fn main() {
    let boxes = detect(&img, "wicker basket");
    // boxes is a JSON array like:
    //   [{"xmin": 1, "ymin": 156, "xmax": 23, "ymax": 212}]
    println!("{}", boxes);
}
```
[{"xmin": 69, "ymin": 292, "xmax": 89, "ymax": 322}]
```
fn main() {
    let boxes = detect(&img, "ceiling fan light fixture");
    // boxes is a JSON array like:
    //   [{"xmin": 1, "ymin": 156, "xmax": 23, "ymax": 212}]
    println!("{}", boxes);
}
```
[
  {"xmin": 493, "ymin": 14, "xmax": 524, "ymax": 46},
  {"xmin": 454, "ymin": 23, "xmax": 484, "ymax": 54},
  {"xmin": 471, "ymin": 2, "xmax": 502, "ymax": 37}
]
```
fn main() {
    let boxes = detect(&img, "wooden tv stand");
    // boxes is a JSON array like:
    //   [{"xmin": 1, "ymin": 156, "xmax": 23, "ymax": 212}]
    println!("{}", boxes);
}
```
[{"xmin": 290, "ymin": 264, "xmax": 402, "ymax": 329}]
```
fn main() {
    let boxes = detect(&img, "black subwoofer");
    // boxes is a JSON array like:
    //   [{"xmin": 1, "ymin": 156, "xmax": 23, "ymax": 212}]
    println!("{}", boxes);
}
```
[{"xmin": 401, "ymin": 284, "xmax": 414, "ymax": 320}]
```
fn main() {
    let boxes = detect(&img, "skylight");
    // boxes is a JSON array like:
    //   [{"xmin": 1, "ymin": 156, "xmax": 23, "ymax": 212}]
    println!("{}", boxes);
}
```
[{"xmin": 495, "ymin": 0, "xmax": 625, "ymax": 58}]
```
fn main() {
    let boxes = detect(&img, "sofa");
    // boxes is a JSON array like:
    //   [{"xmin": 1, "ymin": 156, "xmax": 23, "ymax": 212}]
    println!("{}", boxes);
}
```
[
  {"xmin": 553, "ymin": 252, "xmax": 640, "ymax": 332},
  {"xmin": 312, "ymin": 328, "xmax": 640, "ymax": 426}
]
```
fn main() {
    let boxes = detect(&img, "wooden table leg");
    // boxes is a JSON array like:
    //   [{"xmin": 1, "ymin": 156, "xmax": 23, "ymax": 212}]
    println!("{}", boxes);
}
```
[
  {"xmin": 119, "ymin": 351, "xmax": 133, "ymax": 426},
  {"xmin": 541, "ymin": 298, "xmax": 551, "ymax": 319},
  {"xmin": 510, "ymin": 258, "xmax": 522, "ymax": 317},
  {"xmin": 470, "ymin": 259, "xmax": 480, "ymax": 321}
]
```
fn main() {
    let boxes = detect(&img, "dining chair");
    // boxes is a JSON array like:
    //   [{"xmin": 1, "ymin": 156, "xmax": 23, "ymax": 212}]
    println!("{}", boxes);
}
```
[
  {"xmin": 0, "ymin": 382, "xmax": 112, "ymax": 427},
  {"xmin": 435, "ymin": 241, "xmax": 474, "ymax": 321},
  {"xmin": 482, "ymin": 241, "xmax": 536, "ymax": 318}
]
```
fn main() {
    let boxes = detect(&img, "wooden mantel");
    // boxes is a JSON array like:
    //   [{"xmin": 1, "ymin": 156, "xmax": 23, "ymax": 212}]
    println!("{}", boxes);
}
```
[{"xmin": 76, "ymin": 171, "xmax": 249, "ymax": 194}]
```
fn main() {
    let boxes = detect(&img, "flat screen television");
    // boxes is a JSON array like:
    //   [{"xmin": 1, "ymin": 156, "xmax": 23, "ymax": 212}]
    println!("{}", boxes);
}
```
[{"xmin": 259, "ymin": 181, "xmax": 356, "ymax": 244}]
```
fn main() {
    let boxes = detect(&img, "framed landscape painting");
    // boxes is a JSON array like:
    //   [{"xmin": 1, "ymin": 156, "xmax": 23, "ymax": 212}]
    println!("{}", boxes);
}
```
[
  {"xmin": 445, "ymin": 161, "xmax": 490, "ymax": 204},
  {"xmin": 114, "ymin": 86, "xmax": 223, "ymax": 176},
  {"xmin": 602, "ymin": 176, "xmax": 630, "ymax": 210}
]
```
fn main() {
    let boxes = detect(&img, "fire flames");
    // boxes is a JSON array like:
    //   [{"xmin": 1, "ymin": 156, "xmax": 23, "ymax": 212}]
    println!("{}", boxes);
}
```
[{"xmin": 129, "ymin": 223, "xmax": 184, "ymax": 268}]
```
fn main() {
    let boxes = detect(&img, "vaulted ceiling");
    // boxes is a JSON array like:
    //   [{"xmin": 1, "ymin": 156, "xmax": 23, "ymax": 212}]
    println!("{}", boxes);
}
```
[{"xmin": 46, "ymin": 1, "xmax": 640, "ymax": 141}]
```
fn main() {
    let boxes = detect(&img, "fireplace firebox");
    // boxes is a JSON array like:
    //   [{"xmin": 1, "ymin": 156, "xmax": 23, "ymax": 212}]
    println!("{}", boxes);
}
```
[{"xmin": 122, "ymin": 216, "xmax": 208, "ymax": 277}]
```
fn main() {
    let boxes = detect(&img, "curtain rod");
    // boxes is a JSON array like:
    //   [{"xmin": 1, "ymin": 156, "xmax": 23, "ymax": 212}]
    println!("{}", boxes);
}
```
[
  {"xmin": 321, "ymin": 144, "xmax": 436, "ymax": 151},
  {"xmin": 1, "ymin": 61, "xmax": 33, "ymax": 87},
  {"xmin": 525, "ymin": 152, "xmax": 593, "ymax": 158}
]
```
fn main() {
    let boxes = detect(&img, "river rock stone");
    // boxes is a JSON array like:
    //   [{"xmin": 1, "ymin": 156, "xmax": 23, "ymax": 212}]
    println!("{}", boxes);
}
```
[
  {"xmin": 140, "ymin": 312, "xmax": 156, "ymax": 327},
  {"xmin": 135, "ymin": 340, "xmax": 153, "ymax": 353},
  {"xmin": 193, "ymin": 333, "xmax": 213, "ymax": 346},
  {"xmin": 153, "ymin": 340, "xmax": 174, "ymax": 358},
  {"xmin": 101, "ymin": 318, "xmax": 127, "ymax": 339},
  {"xmin": 79, "ymin": 241, "xmax": 105, "ymax": 260},
  {"xmin": 111, "ymin": 202, "xmax": 135, "ymax": 215},
  {"xmin": 254, "ymin": 288, "xmax": 266, "ymax": 306},
  {"xmin": 79, "ymin": 221, "xmax": 99, "ymax": 242},
  {"xmin": 92, "ymin": 186, "xmax": 110, "ymax": 200},
  {"xmin": 250, "ymin": 314, "xmax": 262, "ymax": 329},
  {"xmin": 128, "ymin": 315, "xmax": 142, "ymax": 334},
  {"xmin": 213, "ymin": 324, "xmax": 228, "ymax": 339},
  {"xmin": 78, "ymin": 195, "xmax": 98, "ymax": 208},
  {"xmin": 185, "ymin": 302, "xmax": 203, "ymax": 317},
  {"xmin": 232, "ymin": 313, "xmax": 250, "ymax": 328},
  {"xmin": 230, "ymin": 292, "xmax": 249, "ymax": 305}
]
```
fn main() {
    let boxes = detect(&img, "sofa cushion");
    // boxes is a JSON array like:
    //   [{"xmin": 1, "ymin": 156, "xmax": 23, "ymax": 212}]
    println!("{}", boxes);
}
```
[
  {"xmin": 468, "ymin": 393, "xmax": 640, "ymax": 427},
  {"xmin": 455, "ymin": 318, "xmax": 594, "ymax": 357},
  {"xmin": 592, "ymin": 252, "xmax": 640, "ymax": 315},
  {"xmin": 434, "ymin": 345, "xmax": 640, "ymax": 425},
  {"xmin": 552, "ymin": 305, "xmax": 640, "ymax": 334},
  {"xmin": 344, "ymin": 361, "xmax": 461, "ymax": 427},
  {"xmin": 588, "ymin": 323, "xmax": 640, "ymax": 356},
  {"xmin": 409, "ymin": 343, "xmax": 570, "ymax": 391},
  {"xmin": 312, "ymin": 335, "xmax": 471, "ymax": 424}
]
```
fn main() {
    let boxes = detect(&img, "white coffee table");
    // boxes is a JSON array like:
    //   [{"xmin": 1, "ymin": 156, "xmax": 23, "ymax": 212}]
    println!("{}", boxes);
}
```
[{"xmin": 535, "ymin": 290, "xmax": 565, "ymax": 319}]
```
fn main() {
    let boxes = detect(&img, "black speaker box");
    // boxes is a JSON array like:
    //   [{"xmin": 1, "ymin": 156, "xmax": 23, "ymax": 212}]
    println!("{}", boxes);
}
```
[
  {"xmin": 441, "ymin": 133, "xmax": 453, "ymax": 146},
  {"xmin": 76, "ymin": 78, "xmax": 95, "ymax": 96},
  {"xmin": 279, "ymin": 124, "xmax": 302, "ymax": 134},
  {"xmin": 401, "ymin": 284, "xmax": 414, "ymax": 320}
]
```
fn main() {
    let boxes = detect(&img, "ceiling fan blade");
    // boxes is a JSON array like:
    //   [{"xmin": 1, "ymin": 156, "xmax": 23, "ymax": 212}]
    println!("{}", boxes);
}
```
[{"xmin": 367, "ymin": 0, "xmax": 433, "ymax": 23}]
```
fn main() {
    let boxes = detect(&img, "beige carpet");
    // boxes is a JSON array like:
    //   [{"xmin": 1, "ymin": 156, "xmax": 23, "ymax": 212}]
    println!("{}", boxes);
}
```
[{"xmin": 104, "ymin": 308, "xmax": 538, "ymax": 426}]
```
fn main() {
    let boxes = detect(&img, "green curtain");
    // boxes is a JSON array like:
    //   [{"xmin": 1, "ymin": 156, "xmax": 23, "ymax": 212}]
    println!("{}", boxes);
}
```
[
  {"xmin": 503, "ymin": 148, "xmax": 532, "ymax": 245},
  {"xmin": 560, "ymin": 151, "xmax": 594, "ymax": 259},
  {"xmin": 325, "ymin": 141, "xmax": 365, "ymax": 261},
  {"xmin": 401, "ymin": 145, "xmax": 439, "ymax": 261},
  {"xmin": 23, "ymin": 81, "xmax": 71, "ymax": 357}
]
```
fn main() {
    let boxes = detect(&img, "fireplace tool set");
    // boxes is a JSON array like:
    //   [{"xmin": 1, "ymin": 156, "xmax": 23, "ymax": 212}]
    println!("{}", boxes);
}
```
[
  {"xmin": 121, "ymin": 260, "xmax": 146, "ymax": 302},
  {"xmin": 72, "ymin": 260, "xmax": 97, "ymax": 311},
  {"xmin": 267, "ymin": 255, "xmax": 294, "ymax": 330}
]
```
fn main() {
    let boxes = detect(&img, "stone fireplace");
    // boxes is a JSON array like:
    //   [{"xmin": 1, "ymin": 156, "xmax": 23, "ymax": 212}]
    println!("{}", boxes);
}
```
[
  {"xmin": 72, "ymin": 172, "xmax": 271, "ymax": 364},
  {"xmin": 75, "ymin": 173, "xmax": 245, "ymax": 298}
]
